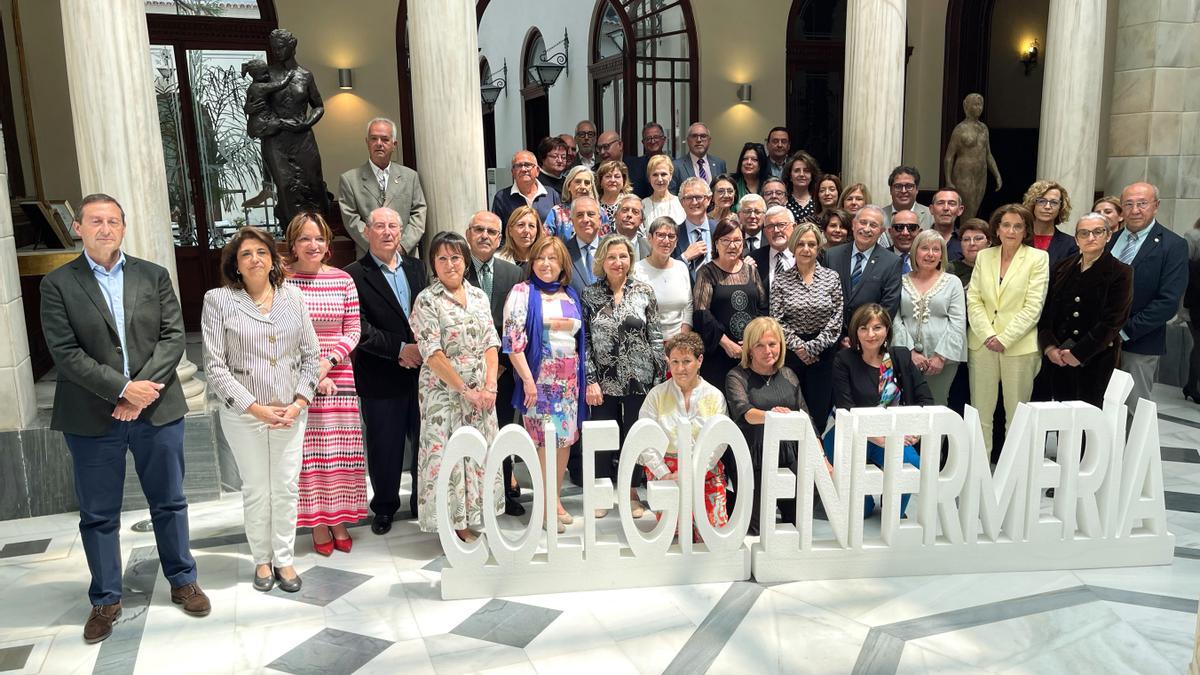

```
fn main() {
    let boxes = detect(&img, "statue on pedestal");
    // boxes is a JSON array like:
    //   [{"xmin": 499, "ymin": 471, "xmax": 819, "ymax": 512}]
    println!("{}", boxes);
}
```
[
  {"xmin": 243, "ymin": 28, "xmax": 329, "ymax": 227},
  {"xmin": 944, "ymin": 93, "xmax": 1003, "ymax": 221}
]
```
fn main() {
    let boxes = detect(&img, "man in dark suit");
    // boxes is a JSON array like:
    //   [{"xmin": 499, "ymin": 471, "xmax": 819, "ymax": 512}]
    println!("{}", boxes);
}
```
[
  {"xmin": 750, "ymin": 205, "xmax": 796, "ymax": 305},
  {"xmin": 596, "ymin": 130, "xmax": 647, "ymax": 199},
  {"xmin": 1108, "ymin": 181, "xmax": 1189, "ymax": 406},
  {"xmin": 40, "ymin": 193, "xmax": 209, "ymax": 644},
  {"xmin": 345, "ymin": 206, "xmax": 428, "ymax": 535},
  {"xmin": 631, "ymin": 122, "xmax": 669, "ymax": 197},
  {"xmin": 464, "ymin": 211, "xmax": 526, "ymax": 516},
  {"xmin": 565, "ymin": 197, "xmax": 602, "ymax": 296},
  {"xmin": 824, "ymin": 205, "xmax": 903, "ymax": 340},
  {"xmin": 888, "ymin": 209, "xmax": 920, "ymax": 273},
  {"xmin": 673, "ymin": 177, "xmax": 716, "ymax": 280},
  {"xmin": 491, "ymin": 150, "xmax": 561, "ymax": 227},
  {"xmin": 669, "ymin": 122, "xmax": 727, "ymax": 193},
  {"xmin": 338, "ymin": 118, "xmax": 428, "ymax": 259}
]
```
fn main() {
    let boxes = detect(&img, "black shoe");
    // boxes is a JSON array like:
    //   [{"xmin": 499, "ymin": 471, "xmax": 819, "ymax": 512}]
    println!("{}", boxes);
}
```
[
  {"xmin": 274, "ymin": 568, "xmax": 302, "ymax": 593},
  {"xmin": 1184, "ymin": 387, "xmax": 1200, "ymax": 404},
  {"xmin": 505, "ymin": 499, "xmax": 526, "ymax": 516},
  {"xmin": 371, "ymin": 513, "xmax": 393, "ymax": 535},
  {"xmin": 252, "ymin": 569, "xmax": 274, "ymax": 593},
  {"xmin": 506, "ymin": 484, "xmax": 521, "ymax": 500}
]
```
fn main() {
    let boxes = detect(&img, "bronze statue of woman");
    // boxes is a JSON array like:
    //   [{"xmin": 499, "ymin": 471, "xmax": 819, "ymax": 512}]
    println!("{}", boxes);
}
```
[{"xmin": 944, "ymin": 93, "xmax": 1003, "ymax": 221}]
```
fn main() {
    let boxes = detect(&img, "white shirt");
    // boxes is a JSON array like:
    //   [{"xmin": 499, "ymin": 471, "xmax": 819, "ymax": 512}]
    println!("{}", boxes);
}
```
[
  {"xmin": 370, "ymin": 161, "xmax": 389, "ymax": 194},
  {"xmin": 689, "ymin": 153, "xmax": 710, "ymax": 179},
  {"xmin": 768, "ymin": 247, "xmax": 794, "ymax": 285},
  {"xmin": 633, "ymin": 257, "xmax": 694, "ymax": 338}
]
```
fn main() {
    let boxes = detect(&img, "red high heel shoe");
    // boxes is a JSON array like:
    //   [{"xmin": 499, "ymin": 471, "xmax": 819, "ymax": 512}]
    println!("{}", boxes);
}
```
[
  {"xmin": 332, "ymin": 534, "xmax": 353, "ymax": 553},
  {"xmin": 312, "ymin": 530, "xmax": 334, "ymax": 557}
]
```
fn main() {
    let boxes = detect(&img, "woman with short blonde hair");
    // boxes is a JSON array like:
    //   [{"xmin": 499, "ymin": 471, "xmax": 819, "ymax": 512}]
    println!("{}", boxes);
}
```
[{"xmin": 642, "ymin": 154, "xmax": 686, "ymax": 226}]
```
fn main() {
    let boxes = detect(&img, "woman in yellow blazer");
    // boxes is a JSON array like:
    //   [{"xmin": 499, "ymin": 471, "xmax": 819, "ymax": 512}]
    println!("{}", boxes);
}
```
[{"xmin": 966, "ymin": 204, "xmax": 1049, "ymax": 452}]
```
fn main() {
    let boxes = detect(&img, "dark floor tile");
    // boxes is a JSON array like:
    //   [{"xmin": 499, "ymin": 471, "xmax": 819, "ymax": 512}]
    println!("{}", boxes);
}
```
[
  {"xmin": 268, "ymin": 565, "xmax": 372, "ymax": 607},
  {"xmin": 266, "ymin": 627, "xmax": 392, "ymax": 675},
  {"xmin": 0, "ymin": 643, "xmax": 33, "ymax": 672},
  {"xmin": 0, "ymin": 538, "xmax": 51, "ymax": 558},
  {"xmin": 1166, "ymin": 491, "xmax": 1200, "ymax": 513},
  {"xmin": 1162, "ymin": 446, "xmax": 1200, "ymax": 463},
  {"xmin": 421, "ymin": 556, "xmax": 447, "ymax": 573},
  {"xmin": 451, "ymin": 598, "xmax": 561, "ymax": 649}
]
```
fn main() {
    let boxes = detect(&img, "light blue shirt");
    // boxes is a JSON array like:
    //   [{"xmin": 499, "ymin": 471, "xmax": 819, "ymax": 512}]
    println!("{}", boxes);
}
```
[
  {"xmin": 1116, "ymin": 220, "xmax": 1156, "ymax": 340},
  {"xmin": 84, "ymin": 250, "xmax": 129, "ymax": 380},
  {"xmin": 852, "ymin": 242, "xmax": 877, "ymax": 268},
  {"xmin": 686, "ymin": 218, "xmax": 713, "ymax": 265},
  {"xmin": 372, "ymin": 251, "xmax": 411, "ymax": 351}
]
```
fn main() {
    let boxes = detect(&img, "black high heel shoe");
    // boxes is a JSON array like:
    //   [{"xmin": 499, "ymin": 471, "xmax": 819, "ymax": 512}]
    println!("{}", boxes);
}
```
[{"xmin": 1183, "ymin": 387, "xmax": 1200, "ymax": 404}]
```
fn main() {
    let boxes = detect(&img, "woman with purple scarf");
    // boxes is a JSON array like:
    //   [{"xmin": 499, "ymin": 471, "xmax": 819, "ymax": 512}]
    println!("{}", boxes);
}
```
[{"xmin": 502, "ymin": 237, "xmax": 589, "ymax": 534}]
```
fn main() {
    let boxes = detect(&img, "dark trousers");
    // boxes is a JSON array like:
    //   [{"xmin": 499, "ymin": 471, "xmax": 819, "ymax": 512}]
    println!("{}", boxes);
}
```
[
  {"xmin": 64, "ymin": 417, "xmax": 195, "ymax": 605},
  {"xmin": 588, "ymin": 393, "xmax": 648, "ymax": 488},
  {"xmin": 785, "ymin": 348, "xmax": 835, "ymax": 436},
  {"xmin": 360, "ymin": 396, "xmax": 419, "ymax": 519},
  {"xmin": 497, "ymin": 366, "xmax": 520, "ymax": 500}
]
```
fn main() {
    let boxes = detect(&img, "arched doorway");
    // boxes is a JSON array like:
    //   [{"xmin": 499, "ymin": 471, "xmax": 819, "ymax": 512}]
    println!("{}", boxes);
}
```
[
  {"xmin": 145, "ymin": 0, "xmax": 279, "ymax": 327},
  {"xmin": 520, "ymin": 29, "xmax": 551, "ymax": 152},
  {"xmin": 785, "ymin": 0, "xmax": 847, "ymax": 174}
]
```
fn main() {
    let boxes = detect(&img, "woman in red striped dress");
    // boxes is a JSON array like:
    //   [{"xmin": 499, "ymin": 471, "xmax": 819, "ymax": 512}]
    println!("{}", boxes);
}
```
[{"xmin": 285, "ymin": 213, "xmax": 366, "ymax": 555}]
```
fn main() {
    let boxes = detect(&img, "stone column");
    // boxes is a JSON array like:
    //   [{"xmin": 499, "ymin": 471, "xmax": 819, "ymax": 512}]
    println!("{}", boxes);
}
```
[
  {"xmin": 0, "ymin": 131, "xmax": 37, "ymax": 431},
  {"xmin": 60, "ymin": 0, "xmax": 205, "ymax": 410},
  {"xmin": 842, "ymin": 0, "xmax": 906, "ymax": 203},
  {"xmin": 408, "ymin": 0, "xmax": 487, "ymax": 245},
  {"xmin": 1037, "ymin": 0, "xmax": 1108, "ymax": 231}
]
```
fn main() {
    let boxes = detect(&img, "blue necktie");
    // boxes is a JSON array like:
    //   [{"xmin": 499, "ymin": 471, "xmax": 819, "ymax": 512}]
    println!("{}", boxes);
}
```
[
  {"xmin": 1118, "ymin": 232, "xmax": 1139, "ymax": 264},
  {"xmin": 851, "ymin": 252, "xmax": 865, "ymax": 287},
  {"xmin": 583, "ymin": 243, "xmax": 594, "ymax": 283},
  {"xmin": 901, "ymin": 254, "xmax": 911, "ymax": 274}
]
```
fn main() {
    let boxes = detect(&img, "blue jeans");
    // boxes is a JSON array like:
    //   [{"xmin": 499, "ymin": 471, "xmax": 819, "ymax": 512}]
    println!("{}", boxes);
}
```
[{"xmin": 823, "ymin": 433, "xmax": 921, "ymax": 517}]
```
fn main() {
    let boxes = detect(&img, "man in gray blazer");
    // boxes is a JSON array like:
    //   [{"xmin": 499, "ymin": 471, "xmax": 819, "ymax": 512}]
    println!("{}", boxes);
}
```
[
  {"xmin": 823, "ymin": 205, "xmax": 903, "ymax": 340},
  {"xmin": 669, "ymin": 122, "xmax": 727, "ymax": 193},
  {"xmin": 339, "ymin": 117, "xmax": 428, "ymax": 258},
  {"xmin": 463, "ymin": 211, "xmax": 526, "ymax": 516},
  {"xmin": 40, "ymin": 194, "xmax": 209, "ymax": 644}
]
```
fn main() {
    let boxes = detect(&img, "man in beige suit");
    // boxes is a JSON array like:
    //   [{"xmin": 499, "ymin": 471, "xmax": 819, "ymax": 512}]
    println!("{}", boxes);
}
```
[{"xmin": 339, "ymin": 117, "xmax": 427, "ymax": 258}]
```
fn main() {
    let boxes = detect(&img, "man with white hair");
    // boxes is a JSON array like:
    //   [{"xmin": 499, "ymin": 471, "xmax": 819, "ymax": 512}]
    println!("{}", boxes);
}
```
[
  {"xmin": 672, "ymin": 176, "xmax": 717, "ymax": 279},
  {"xmin": 823, "ymin": 204, "xmax": 903, "ymax": 336},
  {"xmin": 739, "ymin": 194, "xmax": 767, "ymax": 251},
  {"xmin": 749, "ymin": 205, "xmax": 794, "ymax": 304},
  {"xmin": 669, "ymin": 122, "xmax": 727, "ymax": 193},
  {"xmin": 613, "ymin": 193, "xmax": 651, "ymax": 261},
  {"xmin": 339, "ymin": 117, "xmax": 427, "ymax": 258}
]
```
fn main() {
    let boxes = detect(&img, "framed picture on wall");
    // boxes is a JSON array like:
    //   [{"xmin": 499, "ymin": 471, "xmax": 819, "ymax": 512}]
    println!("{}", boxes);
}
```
[
  {"xmin": 19, "ymin": 200, "xmax": 72, "ymax": 248},
  {"xmin": 46, "ymin": 200, "xmax": 78, "ymax": 240}
]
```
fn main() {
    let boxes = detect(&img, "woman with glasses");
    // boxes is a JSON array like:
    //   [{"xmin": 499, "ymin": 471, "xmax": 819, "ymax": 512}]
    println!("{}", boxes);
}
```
[
  {"xmin": 545, "ymin": 166, "xmax": 612, "ymax": 240},
  {"xmin": 1022, "ymin": 180, "xmax": 1078, "ymax": 269},
  {"xmin": 710, "ymin": 174, "xmax": 739, "ymax": 223},
  {"xmin": 642, "ymin": 154, "xmax": 687, "ymax": 227},
  {"xmin": 409, "ymin": 232, "xmax": 504, "ymax": 542},
  {"xmin": 733, "ymin": 143, "xmax": 769, "ymax": 204},
  {"xmin": 1038, "ymin": 213, "xmax": 1132, "ymax": 407},
  {"xmin": 784, "ymin": 151, "xmax": 822, "ymax": 224},
  {"xmin": 693, "ymin": 217, "xmax": 767, "ymax": 391},
  {"xmin": 816, "ymin": 174, "xmax": 843, "ymax": 215},
  {"xmin": 948, "ymin": 218, "xmax": 994, "ymax": 288},
  {"xmin": 966, "ymin": 204, "xmax": 1049, "ymax": 454},
  {"xmin": 496, "ymin": 206, "xmax": 545, "ymax": 269},
  {"xmin": 893, "ymin": 230, "xmax": 968, "ymax": 406},
  {"xmin": 633, "ymin": 216, "xmax": 694, "ymax": 339}
]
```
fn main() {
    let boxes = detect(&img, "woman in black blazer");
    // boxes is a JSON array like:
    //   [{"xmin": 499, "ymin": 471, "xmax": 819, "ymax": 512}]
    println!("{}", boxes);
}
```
[
  {"xmin": 825, "ymin": 303, "xmax": 932, "ymax": 517},
  {"xmin": 1038, "ymin": 214, "xmax": 1133, "ymax": 408}
]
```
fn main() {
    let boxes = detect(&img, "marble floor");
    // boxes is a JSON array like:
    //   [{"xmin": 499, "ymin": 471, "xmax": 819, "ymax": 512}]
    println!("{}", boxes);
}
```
[{"xmin": 3, "ymin": 385, "xmax": 1200, "ymax": 674}]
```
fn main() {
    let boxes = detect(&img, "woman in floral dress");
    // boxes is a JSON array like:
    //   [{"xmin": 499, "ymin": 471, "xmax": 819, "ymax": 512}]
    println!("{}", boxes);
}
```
[
  {"xmin": 409, "ymin": 232, "xmax": 503, "ymax": 541},
  {"xmin": 503, "ymin": 237, "xmax": 588, "ymax": 533},
  {"xmin": 284, "ymin": 213, "xmax": 365, "ymax": 556}
]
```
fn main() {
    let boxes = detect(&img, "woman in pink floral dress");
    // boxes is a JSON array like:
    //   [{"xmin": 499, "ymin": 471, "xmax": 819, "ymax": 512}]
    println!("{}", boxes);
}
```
[{"xmin": 409, "ymin": 232, "xmax": 504, "ymax": 541}]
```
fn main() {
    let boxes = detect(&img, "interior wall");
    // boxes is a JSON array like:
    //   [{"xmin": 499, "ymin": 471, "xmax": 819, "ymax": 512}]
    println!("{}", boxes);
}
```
[
  {"xmin": 276, "ymin": 0, "xmax": 402, "ymax": 188},
  {"xmin": 985, "ymin": 0, "xmax": 1049, "ymax": 129},
  {"xmin": 902, "ymin": 0, "xmax": 948, "ymax": 188}
]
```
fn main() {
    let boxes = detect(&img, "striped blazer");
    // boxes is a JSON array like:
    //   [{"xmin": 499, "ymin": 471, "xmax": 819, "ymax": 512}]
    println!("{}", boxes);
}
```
[{"xmin": 201, "ymin": 284, "xmax": 321, "ymax": 412}]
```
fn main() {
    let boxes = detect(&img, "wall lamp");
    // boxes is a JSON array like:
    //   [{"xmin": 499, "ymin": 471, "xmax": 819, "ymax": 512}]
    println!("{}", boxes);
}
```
[
  {"xmin": 527, "ymin": 29, "xmax": 569, "ymax": 87},
  {"xmin": 337, "ymin": 68, "xmax": 354, "ymax": 90},
  {"xmin": 737, "ymin": 83, "xmax": 752, "ymax": 103},
  {"xmin": 481, "ymin": 59, "xmax": 507, "ymax": 106},
  {"xmin": 1020, "ymin": 39, "xmax": 1039, "ymax": 76}
]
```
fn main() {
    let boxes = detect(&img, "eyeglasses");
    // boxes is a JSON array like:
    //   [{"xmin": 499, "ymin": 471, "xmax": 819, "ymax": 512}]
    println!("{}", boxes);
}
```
[
  {"xmin": 961, "ymin": 235, "xmax": 990, "ymax": 245},
  {"xmin": 763, "ymin": 189, "xmax": 787, "ymax": 198},
  {"xmin": 653, "ymin": 232, "xmax": 678, "ymax": 241},
  {"xmin": 597, "ymin": 140, "xmax": 619, "ymax": 152},
  {"xmin": 1122, "ymin": 200, "xmax": 1155, "ymax": 210},
  {"xmin": 1076, "ymin": 227, "xmax": 1108, "ymax": 240},
  {"xmin": 764, "ymin": 221, "xmax": 792, "ymax": 231},
  {"xmin": 435, "ymin": 255, "xmax": 464, "ymax": 266},
  {"xmin": 682, "ymin": 194, "xmax": 708, "ymax": 202},
  {"xmin": 512, "ymin": 162, "xmax": 535, "ymax": 170},
  {"xmin": 469, "ymin": 225, "xmax": 502, "ymax": 238},
  {"xmin": 576, "ymin": 131, "xmax": 596, "ymax": 138},
  {"xmin": 717, "ymin": 237, "xmax": 742, "ymax": 247},
  {"xmin": 688, "ymin": 133, "xmax": 710, "ymax": 140},
  {"xmin": 642, "ymin": 134, "xmax": 665, "ymax": 143},
  {"xmin": 892, "ymin": 183, "xmax": 916, "ymax": 192},
  {"xmin": 546, "ymin": 153, "xmax": 567, "ymax": 162},
  {"xmin": 1035, "ymin": 198, "xmax": 1062, "ymax": 207},
  {"xmin": 741, "ymin": 208, "xmax": 765, "ymax": 217},
  {"xmin": 892, "ymin": 223, "xmax": 919, "ymax": 233},
  {"xmin": 714, "ymin": 188, "xmax": 736, "ymax": 197}
]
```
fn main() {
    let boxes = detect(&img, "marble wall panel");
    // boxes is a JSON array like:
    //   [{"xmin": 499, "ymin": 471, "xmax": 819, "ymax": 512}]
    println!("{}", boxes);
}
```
[
  {"xmin": 1181, "ymin": 113, "xmax": 1200, "ymax": 154},
  {"xmin": 1177, "ymin": 199, "xmax": 1200, "ymax": 231},
  {"xmin": 0, "ymin": 430, "xmax": 31, "ymax": 520},
  {"xmin": 1153, "ymin": 68, "xmax": 1188, "ymax": 111},
  {"xmin": 1115, "ymin": 23, "xmax": 1158, "ymax": 70},
  {"xmin": 1109, "ymin": 113, "xmax": 1151, "ymax": 156},
  {"xmin": 1187, "ymin": 68, "xmax": 1200, "ymax": 111},
  {"xmin": 1155, "ymin": 22, "xmax": 1200, "ymax": 68},
  {"xmin": 1147, "ymin": 155, "xmax": 1181, "ymax": 199},
  {"xmin": 1105, "ymin": 156, "xmax": 1149, "ymax": 194},
  {"xmin": 1159, "ymin": 0, "xmax": 1200, "ymax": 23},
  {"xmin": 1119, "ymin": 0, "xmax": 1160, "ymax": 27},
  {"xmin": 1148, "ymin": 112, "xmax": 1182, "ymax": 154},
  {"xmin": 0, "ymin": 362, "xmax": 37, "ymax": 435},
  {"xmin": 1111, "ymin": 69, "xmax": 1155, "ymax": 114},
  {"xmin": 22, "ymin": 427, "xmax": 77, "ymax": 517},
  {"xmin": 0, "ymin": 297, "xmax": 31, "ymax": 369},
  {"xmin": 122, "ymin": 411, "xmax": 221, "ymax": 510},
  {"xmin": 1179, "ymin": 155, "xmax": 1200, "ymax": 199}
]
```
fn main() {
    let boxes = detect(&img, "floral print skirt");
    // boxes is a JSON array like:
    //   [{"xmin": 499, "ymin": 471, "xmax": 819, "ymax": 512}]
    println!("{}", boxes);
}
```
[{"xmin": 522, "ymin": 354, "xmax": 580, "ymax": 449}]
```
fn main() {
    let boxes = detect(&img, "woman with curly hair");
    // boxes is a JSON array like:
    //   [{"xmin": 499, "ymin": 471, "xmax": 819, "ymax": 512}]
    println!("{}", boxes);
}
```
[{"xmin": 1022, "ymin": 179, "xmax": 1078, "ymax": 269}]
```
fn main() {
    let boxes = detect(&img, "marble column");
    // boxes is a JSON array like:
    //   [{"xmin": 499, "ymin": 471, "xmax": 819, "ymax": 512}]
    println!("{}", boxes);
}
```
[
  {"xmin": 60, "ymin": 0, "xmax": 206, "ymax": 410},
  {"xmin": 1037, "ymin": 0, "xmax": 1108, "ymax": 231},
  {"xmin": 842, "ymin": 0, "xmax": 906, "ymax": 204},
  {"xmin": 0, "ymin": 131, "xmax": 38, "ymax": 431},
  {"xmin": 408, "ymin": 0, "xmax": 487, "ymax": 246}
]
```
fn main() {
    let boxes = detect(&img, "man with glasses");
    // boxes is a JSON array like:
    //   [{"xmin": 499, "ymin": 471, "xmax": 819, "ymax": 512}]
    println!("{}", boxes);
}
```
[
  {"xmin": 930, "ymin": 188, "xmax": 966, "ymax": 261},
  {"xmin": 889, "ymin": 210, "xmax": 921, "ymax": 273},
  {"xmin": 672, "ymin": 177, "xmax": 717, "ymax": 279},
  {"xmin": 882, "ymin": 165, "xmax": 933, "ymax": 231},
  {"xmin": 597, "ymin": 130, "xmax": 647, "ymax": 201},
  {"xmin": 339, "ymin": 117, "xmax": 428, "ymax": 259},
  {"xmin": 749, "ymin": 205, "xmax": 795, "ymax": 304},
  {"xmin": 1107, "ymin": 181, "xmax": 1188, "ymax": 407},
  {"xmin": 739, "ymin": 194, "xmax": 767, "ymax": 251},
  {"xmin": 571, "ymin": 120, "xmax": 599, "ymax": 169},
  {"xmin": 761, "ymin": 176, "xmax": 789, "ymax": 209},
  {"xmin": 670, "ymin": 122, "xmax": 727, "ymax": 193},
  {"xmin": 558, "ymin": 133, "xmax": 578, "ymax": 166},
  {"xmin": 633, "ymin": 122, "xmax": 669, "ymax": 197},
  {"xmin": 490, "ymin": 150, "xmax": 561, "ymax": 228},
  {"xmin": 463, "ymin": 211, "xmax": 525, "ymax": 516},
  {"xmin": 536, "ymin": 136, "xmax": 569, "ymax": 195},
  {"xmin": 765, "ymin": 126, "xmax": 791, "ymax": 178},
  {"xmin": 825, "ymin": 204, "xmax": 903, "ymax": 339}
]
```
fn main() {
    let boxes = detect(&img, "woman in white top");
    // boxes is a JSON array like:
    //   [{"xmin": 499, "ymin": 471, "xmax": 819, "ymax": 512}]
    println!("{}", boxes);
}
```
[
  {"xmin": 634, "ymin": 215, "xmax": 694, "ymax": 339},
  {"xmin": 641, "ymin": 154, "xmax": 686, "ymax": 229},
  {"xmin": 892, "ymin": 230, "xmax": 967, "ymax": 406}
]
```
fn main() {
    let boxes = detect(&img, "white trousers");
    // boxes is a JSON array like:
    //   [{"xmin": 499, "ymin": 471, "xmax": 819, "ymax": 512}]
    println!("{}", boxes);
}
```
[{"xmin": 220, "ymin": 408, "xmax": 307, "ymax": 566}]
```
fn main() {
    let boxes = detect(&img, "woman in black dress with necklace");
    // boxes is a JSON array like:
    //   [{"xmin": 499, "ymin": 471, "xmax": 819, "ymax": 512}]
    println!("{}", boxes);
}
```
[{"xmin": 692, "ymin": 217, "xmax": 767, "ymax": 390}]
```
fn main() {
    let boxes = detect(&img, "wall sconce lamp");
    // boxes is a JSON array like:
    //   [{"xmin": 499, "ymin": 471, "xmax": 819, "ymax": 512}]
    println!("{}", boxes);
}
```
[
  {"xmin": 737, "ymin": 83, "xmax": 752, "ymax": 103},
  {"xmin": 1020, "ymin": 39, "xmax": 1039, "ymax": 76},
  {"xmin": 527, "ymin": 30, "xmax": 570, "ymax": 87},
  {"xmin": 481, "ymin": 59, "xmax": 507, "ymax": 106},
  {"xmin": 337, "ymin": 68, "xmax": 354, "ymax": 90}
]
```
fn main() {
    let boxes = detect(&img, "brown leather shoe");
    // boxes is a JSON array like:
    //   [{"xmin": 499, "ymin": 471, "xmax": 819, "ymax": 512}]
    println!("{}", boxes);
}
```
[
  {"xmin": 170, "ymin": 582, "xmax": 211, "ymax": 617},
  {"xmin": 83, "ymin": 602, "xmax": 122, "ymax": 644}
]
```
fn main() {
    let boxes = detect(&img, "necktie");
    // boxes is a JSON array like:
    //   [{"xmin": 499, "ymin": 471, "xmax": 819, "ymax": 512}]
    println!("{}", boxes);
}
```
[
  {"xmin": 697, "ymin": 158, "xmax": 707, "ymax": 181},
  {"xmin": 377, "ymin": 169, "xmax": 388, "ymax": 199},
  {"xmin": 774, "ymin": 251, "xmax": 787, "ymax": 278},
  {"xmin": 901, "ymin": 254, "xmax": 911, "ymax": 274},
  {"xmin": 747, "ymin": 235, "xmax": 758, "ymax": 250},
  {"xmin": 583, "ymin": 243, "xmax": 593, "ymax": 281},
  {"xmin": 480, "ymin": 261, "xmax": 493, "ymax": 298},
  {"xmin": 851, "ymin": 252, "xmax": 865, "ymax": 287},
  {"xmin": 1118, "ymin": 232, "xmax": 1139, "ymax": 264},
  {"xmin": 693, "ymin": 228, "xmax": 705, "ymax": 267}
]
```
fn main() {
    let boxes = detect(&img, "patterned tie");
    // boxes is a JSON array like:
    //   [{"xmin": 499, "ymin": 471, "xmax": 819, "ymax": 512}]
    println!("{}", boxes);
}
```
[
  {"xmin": 697, "ymin": 158, "xmax": 707, "ymax": 181},
  {"xmin": 774, "ymin": 251, "xmax": 787, "ymax": 278},
  {"xmin": 693, "ymin": 228, "xmax": 705, "ymax": 267},
  {"xmin": 851, "ymin": 251, "xmax": 865, "ymax": 287},
  {"xmin": 480, "ymin": 261, "xmax": 493, "ymax": 297},
  {"xmin": 1118, "ymin": 231, "xmax": 1139, "ymax": 264},
  {"xmin": 583, "ymin": 243, "xmax": 593, "ymax": 282},
  {"xmin": 377, "ymin": 168, "xmax": 388, "ymax": 200}
]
